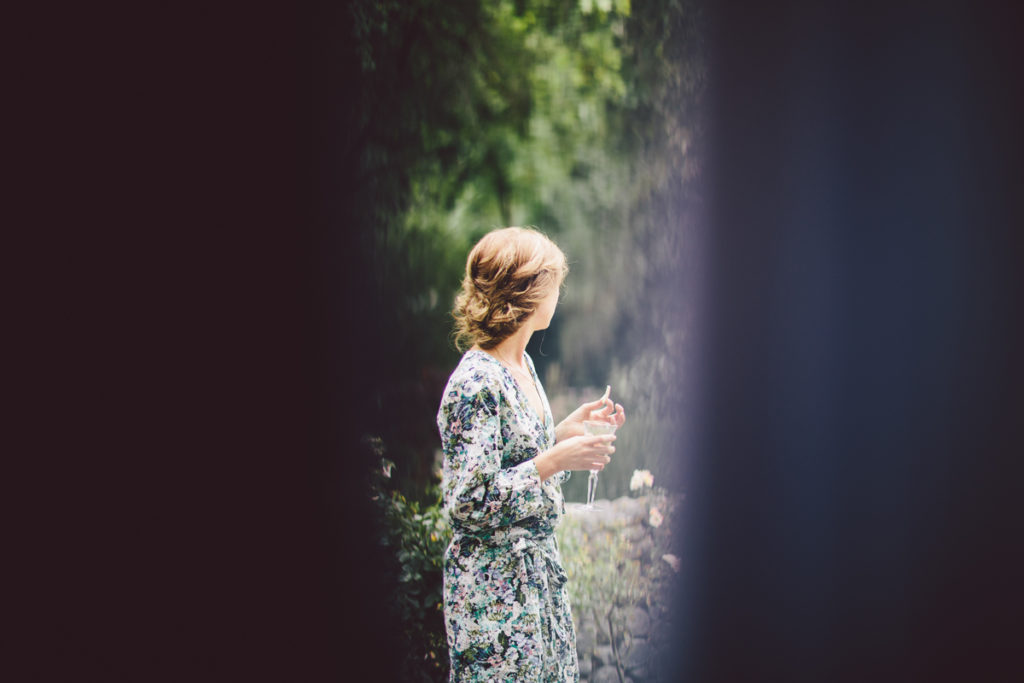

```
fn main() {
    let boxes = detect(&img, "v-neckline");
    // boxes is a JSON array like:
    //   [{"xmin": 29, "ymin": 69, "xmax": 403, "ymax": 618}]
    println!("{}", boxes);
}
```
[{"xmin": 471, "ymin": 349, "xmax": 550, "ymax": 429}]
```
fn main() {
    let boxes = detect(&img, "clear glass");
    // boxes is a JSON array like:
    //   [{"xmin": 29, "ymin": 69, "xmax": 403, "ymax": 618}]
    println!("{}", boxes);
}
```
[{"xmin": 582, "ymin": 420, "xmax": 616, "ymax": 510}]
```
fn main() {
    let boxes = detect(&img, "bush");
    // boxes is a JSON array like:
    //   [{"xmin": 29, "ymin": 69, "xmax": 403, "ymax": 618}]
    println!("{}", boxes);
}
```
[{"xmin": 368, "ymin": 441, "xmax": 452, "ymax": 683}]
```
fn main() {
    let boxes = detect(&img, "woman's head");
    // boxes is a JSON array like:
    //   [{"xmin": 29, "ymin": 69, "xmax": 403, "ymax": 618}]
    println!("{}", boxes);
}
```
[{"xmin": 452, "ymin": 227, "xmax": 569, "ymax": 350}]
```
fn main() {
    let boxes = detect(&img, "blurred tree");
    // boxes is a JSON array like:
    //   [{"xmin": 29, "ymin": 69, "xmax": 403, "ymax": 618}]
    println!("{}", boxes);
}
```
[{"xmin": 333, "ymin": 0, "xmax": 704, "ymax": 500}]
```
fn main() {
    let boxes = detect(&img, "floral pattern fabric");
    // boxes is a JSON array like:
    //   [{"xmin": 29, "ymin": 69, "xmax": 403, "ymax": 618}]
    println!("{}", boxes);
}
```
[{"xmin": 438, "ymin": 349, "xmax": 577, "ymax": 683}]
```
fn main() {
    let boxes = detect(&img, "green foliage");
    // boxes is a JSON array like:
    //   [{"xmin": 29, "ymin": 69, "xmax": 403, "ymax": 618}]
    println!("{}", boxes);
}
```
[
  {"xmin": 343, "ymin": 0, "xmax": 705, "ymax": 501},
  {"xmin": 369, "ymin": 448, "xmax": 453, "ymax": 682}
]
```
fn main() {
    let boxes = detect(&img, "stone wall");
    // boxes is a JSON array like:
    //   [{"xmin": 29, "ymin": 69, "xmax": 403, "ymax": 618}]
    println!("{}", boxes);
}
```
[{"xmin": 557, "ymin": 494, "xmax": 681, "ymax": 683}]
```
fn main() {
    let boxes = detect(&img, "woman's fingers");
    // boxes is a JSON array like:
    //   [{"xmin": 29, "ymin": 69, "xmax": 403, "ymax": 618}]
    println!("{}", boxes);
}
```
[
  {"xmin": 586, "ymin": 401, "xmax": 614, "ymax": 422},
  {"xmin": 583, "ymin": 386, "xmax": 612, "ymax": 413},
  {"xmin": 594, "ymin": 403, "xmax": 623, "ymax": 425},
  {"xmin": 563, "ymin": 434, "xmax": 615, "ymax": 470}
]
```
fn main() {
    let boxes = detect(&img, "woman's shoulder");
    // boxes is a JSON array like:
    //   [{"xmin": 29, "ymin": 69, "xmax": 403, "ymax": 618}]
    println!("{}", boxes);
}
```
[{"xmin": 441, "ymin": 350, "xmax": 504, "ymax": 402}]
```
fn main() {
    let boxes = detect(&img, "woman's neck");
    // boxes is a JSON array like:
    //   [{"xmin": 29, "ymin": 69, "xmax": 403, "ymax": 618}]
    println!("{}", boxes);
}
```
[{"xmin": 483, "ymin": 328, "xmax": 532, "ymax": 370}]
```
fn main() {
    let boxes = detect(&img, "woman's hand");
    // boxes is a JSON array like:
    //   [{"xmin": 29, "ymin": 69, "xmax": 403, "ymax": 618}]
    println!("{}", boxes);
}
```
[
  {"xmin": 554, "ymin": 386, "xmax": 627, "ymax": 443},
  {"xmin": 534, "ymin": 434, "xmax": 616, "ymax": 481}
]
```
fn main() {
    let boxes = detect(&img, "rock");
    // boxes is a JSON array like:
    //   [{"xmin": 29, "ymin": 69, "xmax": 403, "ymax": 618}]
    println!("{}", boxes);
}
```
[
  {"xmin": 625, "ymin": 606, "xmax": 651, "ymax": 638},
  {"xmin": 623, "ymin": 637, "xmax": 653, "ymax": 671},
  {"xmin": 593, "ymin": 645, "xmax": 614, "ymax": 666},
  {"xmin": 645, "ymin": 634, "xmax": 668, "ymax": 665},
  {"xmin": 612, "ymin": 495, "xmax": 649, "ymax": 523},
  {"xmin": 591, "ymin": 665, "xmax": 620, "ymax": 683},
  {"xmin": 623, "ymin": 522, "xmax": 646, "ymax": 543},
  {"xmin": 628, "ymin": 536, "xmax": 653, "ymax": 560},
  {"xmin": 579, "ymin": 654, "xmax": 592, "ymax": 677},
  {"xmin": 648, "ymin": 598, "xmax": 671, "ymax": 623},
  {"xmin": 576, "ymin": 621, "xmax": 596, "ymax": 655},
  {"xmin": 566, "ymin": 502, "xmax": 615, "ymax": 531},
  {"xmin": 568, "ymin": 496, "xmax": 653, "ymax": 530}
]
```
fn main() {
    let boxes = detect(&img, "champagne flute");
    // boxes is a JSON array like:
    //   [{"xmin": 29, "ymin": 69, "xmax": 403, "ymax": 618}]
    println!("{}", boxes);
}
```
[{"xmin": 582, "ymin": 419, "xmax": 617, "ymax": 510}]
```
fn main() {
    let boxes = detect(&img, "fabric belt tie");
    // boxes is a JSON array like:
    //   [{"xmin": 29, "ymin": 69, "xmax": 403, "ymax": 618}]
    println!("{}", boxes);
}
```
[{"xmin": 509, "ymin": 536, "xmax": 567, "ymax": 590}]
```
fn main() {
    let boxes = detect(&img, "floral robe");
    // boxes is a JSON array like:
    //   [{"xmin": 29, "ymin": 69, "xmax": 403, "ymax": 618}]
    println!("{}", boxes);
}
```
[{"xmin": 438, "ymin": 349, "xmax": 578, "ymax": 683}]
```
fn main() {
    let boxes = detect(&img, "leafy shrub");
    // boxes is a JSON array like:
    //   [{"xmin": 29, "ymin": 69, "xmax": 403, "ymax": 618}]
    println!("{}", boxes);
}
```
[{"xmin": 368, "ymin": 441, "xmax": 452, "ymax": 683}]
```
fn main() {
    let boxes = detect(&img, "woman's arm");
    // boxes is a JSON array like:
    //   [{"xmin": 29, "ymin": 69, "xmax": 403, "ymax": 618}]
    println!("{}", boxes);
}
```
[
  {"xmin": 439, "ymin": 376, "xmax": 618, "ymax": 533},
  {"xmin": 533, "ymin": 435, "xmax": 615, "ymax": 481},
  {"xmin": 533, "ymin": 449, "xmax": 564, "ymax": 482},
  {"xmin": 439, "ymin": 381, "xmax": 548, "ymax": 534}
]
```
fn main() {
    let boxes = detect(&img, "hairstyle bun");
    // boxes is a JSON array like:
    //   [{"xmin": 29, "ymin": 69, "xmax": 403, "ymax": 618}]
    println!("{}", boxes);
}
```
[{"xmin": 452, "ymin": 227, "xmax": 568, "ymax": 350}]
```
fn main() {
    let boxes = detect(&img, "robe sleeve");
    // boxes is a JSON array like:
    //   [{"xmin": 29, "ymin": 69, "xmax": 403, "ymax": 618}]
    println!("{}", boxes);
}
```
[{"xmin": 439, "ymin": 376, "xmax": 547, "ymax": 534}]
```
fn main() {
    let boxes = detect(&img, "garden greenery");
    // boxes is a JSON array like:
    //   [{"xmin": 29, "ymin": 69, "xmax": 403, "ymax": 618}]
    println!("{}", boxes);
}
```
[{"xmin": 370, "ymin": 449, "xmax": 452, "ymax": 683}]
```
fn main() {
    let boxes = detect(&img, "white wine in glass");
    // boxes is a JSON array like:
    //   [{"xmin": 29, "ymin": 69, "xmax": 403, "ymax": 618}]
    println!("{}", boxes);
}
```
[{"xmin": 582, "ymin": 419, "xmax": 616, "ymax": 510}]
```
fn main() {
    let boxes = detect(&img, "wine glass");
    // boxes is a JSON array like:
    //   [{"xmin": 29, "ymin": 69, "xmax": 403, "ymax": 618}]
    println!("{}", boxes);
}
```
[{"xmin": 581, "ymin": 419, "xmax": 617, "ymax": 510}]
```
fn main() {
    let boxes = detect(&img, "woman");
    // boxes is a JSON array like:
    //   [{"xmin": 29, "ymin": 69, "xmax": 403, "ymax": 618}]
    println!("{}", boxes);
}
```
[{"xmin": 437, "ymin": 227, "xmax": 626, "ymax": 682}]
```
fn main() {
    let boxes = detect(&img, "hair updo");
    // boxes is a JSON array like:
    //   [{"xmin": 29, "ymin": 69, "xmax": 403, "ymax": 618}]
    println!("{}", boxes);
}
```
[{"xmin": 452, "ymin": 227, "xmax": 569, "ymax": 351}]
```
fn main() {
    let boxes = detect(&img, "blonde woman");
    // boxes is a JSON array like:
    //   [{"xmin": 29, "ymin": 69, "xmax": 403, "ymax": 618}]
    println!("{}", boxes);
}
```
[{"xmin": 437, "ymin": 227, "xmax": 626, "ymax": 681}]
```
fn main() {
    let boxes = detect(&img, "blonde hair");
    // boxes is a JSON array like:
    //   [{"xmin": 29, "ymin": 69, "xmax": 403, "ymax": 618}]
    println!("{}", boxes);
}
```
[{"xmin": 452, "ymin": 227, "xmax": 569, "ymax": 350}]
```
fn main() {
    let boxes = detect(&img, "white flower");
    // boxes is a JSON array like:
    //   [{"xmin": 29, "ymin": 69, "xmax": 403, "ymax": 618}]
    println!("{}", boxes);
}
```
[
  {"xmin": 662, "ymin": 553, "xmax": 681, "ymax": 572},
  {"xmin": 649, "ymin": 506, "xmax": 664, "ymax": 527},
  {"xmin": 630, "ymin": 469, "xmax": 654, "ymax": 491}
]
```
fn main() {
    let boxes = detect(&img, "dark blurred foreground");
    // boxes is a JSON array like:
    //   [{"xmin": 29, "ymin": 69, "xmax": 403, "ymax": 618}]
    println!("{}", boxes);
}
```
[
  {"xmin": 16, "ymin": 1, "xmax": 1023, "ymax": 681},
  {"xmin": 674, "ymin": 1, "xmax": 1024, "ymax": 680}
]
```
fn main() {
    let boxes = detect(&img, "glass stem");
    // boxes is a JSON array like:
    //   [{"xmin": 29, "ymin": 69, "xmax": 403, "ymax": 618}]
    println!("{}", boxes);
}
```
[{"xmin": 587, "ymin": 470, "xmax": 599, "ymax": 506}]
